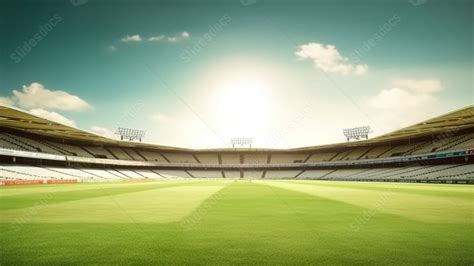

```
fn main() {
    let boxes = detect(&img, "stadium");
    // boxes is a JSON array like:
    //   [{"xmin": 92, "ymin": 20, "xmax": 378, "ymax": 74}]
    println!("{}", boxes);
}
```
[
  {"xmin": 1, "ymin": 105, "xmax": 473, "ymax": 183},
  {"xmin": 1, "ymin": 104, "xmax": 473, "ymax": 264},
  {"xmin": 1, "ymin": 0, "xmax": 473, "ymax": 264}
]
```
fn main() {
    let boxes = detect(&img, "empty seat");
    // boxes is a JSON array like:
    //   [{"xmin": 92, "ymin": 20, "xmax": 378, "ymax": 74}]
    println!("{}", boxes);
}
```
[
  {"xmin": 220, "ymin": 154, "xmax": 241, "ymax": 164},
  {"xmin": 298, "ymin": 169, "xmax": 335, "ymax": 179},
  {"xmin": 188, "ymin": 170, "xmax": 222, "ymax": 178},
  {"xmin": 306, "ymin": 152, "xmax": 338, "ymax": 162},
  {"xmin": 224, "ymin": 171, "xmax": 241, "ymax": 178},
  {"xmin": 195, "ymin": 153, "xmax": 219, "ymax": 164},
  {"xmin": 270, "ymin": 154, "xmax": 308, "ymax": 163},
  {"xmin": 161, "ymin": 153, "xmax": 197, "ymax": 163},
  {"xmin": 264, "ymin": 170, "xmax": 301, "ymax": 179},
  {"xmin": 244, "ymin": 154, "xmax": 268, "ymax": 164},
  {"xmin": 156, "ymin": 170, "xmax": 191, "ymax": 178},
  {"xmin": 243, "ymin": 171, "xmax": 264, "ymax": 179}
]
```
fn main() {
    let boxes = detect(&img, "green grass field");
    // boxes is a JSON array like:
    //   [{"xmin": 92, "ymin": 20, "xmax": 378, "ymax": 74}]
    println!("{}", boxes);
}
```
[{"xmin": 1, "ymin": 180, "xmax": 473, "ymax": 264}]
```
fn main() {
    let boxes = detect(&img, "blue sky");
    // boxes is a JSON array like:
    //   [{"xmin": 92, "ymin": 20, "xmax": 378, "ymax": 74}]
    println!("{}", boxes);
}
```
[{"xmin": 0, "ymin": 0, "xmax": 472, "ymax": 148}]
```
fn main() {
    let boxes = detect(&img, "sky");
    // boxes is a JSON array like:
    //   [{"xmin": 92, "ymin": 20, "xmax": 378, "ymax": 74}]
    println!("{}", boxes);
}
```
[{"xmin": 0, "ymin": 0, "xmax": 472, "ymax": 149}]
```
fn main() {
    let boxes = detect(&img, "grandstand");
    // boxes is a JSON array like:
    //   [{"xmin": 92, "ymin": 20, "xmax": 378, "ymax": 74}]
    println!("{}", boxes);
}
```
[{"xmin": 0, "ymin": 105, "xmax": 473, "ymax": 184}]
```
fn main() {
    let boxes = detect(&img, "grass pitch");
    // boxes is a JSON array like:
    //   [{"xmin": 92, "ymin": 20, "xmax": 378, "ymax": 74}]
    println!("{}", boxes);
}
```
[{"xmin": 1, "ymin": 180, "xmax": 473, "ymax": 264}]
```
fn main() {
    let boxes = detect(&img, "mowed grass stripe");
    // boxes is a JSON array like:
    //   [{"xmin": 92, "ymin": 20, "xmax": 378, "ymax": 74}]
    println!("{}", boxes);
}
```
[
  {"xmin": 0, "ymin": 181, "xmax": 204, "ymax": 210},
  {"xmin": 286, "ymin": 180, "xmax": 474, "ymax": 199},
  {"xmin": 261, "ymin": 180, "xmax": 473, "ymax": 224},
  {"xmin": 171, "ymin": 181, "xmax": 472, "ymax": 264},
  {"xmin": 0, "ymin": 181, "xmax": 174, "ymax": 197},
  {"xmin": 166, "ymin": 181, "xmax": 346, "ymax": 264},
  {"xmin": 0, "ymin": 184, "xmax": 227, "ymax": 224},
  {"xmin": 294, "ymin": 180, "xmax": 474, "ymax": 192}
]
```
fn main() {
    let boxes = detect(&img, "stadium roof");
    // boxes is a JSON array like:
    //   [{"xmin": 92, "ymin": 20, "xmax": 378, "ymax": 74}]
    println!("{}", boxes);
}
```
[
  {"xmin": 291, "ymin": 105, "xmax": 474, "ymax": 151},
  {"xmin": 0, "ymin": 105, "xmax": 188, "ymax": 150},
  {"xmin": 0, "ymin": 104, "xmax": 473, "ymax": 152}
]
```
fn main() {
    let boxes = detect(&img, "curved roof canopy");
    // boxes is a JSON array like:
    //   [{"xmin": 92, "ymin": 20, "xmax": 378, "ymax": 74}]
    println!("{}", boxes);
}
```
[{"xmin": 0, "ymin": 104, "xmax": 472, "ymax": 152}]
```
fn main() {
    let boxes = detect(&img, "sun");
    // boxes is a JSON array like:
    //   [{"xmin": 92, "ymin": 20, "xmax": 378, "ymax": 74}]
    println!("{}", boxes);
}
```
[
  {"xmin": 213, "ymin": 76, "xmax": 273, "ymax": 138},
  {"xmin": 191, "ymin": 58, "xmax": 278, "ymax": 143}
]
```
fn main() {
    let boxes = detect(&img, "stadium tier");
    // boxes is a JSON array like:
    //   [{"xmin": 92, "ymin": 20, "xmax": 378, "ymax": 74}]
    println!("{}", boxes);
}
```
[
  {"xmin": 243, "ymin": 170, "xmax": 264, "ymax": 179},
  {"xmin": 0, "ymin": 105, "xmax": 473, "ymax": 184},
  {"xmin": 195, "ymin": 153, "xmax": 219, "ymax": 163}
]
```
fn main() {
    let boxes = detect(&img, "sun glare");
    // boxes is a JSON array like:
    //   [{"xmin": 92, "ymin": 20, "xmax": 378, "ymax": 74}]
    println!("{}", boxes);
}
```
[{"xmin": 213, "ymin": 76, "xmax": 273, "ymax": 137}]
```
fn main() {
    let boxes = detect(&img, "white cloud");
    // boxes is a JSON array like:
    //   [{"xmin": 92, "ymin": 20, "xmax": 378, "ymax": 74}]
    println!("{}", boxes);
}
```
[
  {"xmin": 9, "ymin": 83, "xmax": 90, "ymax": 111},
  {"xmin": 148, "ymin": 31, "xmax": 190, "ymax": 42},
  {"xmin": 296, "ymin": 42, "xmax": 368, "ymax": 75},
  {"xmin": 30, "ymin": 108, "xmax": 76, "ymax": 127},
  {"xmin": 392, "ymin": 79, "xmax": 442, "ymax": 93},
  {"xmin": 148, "ymin": 35, "xmax": 165, "ymax": 42},
  {"xmin": 368, "ymin": 87, "xmax": 437, "ymax": 110},
  {"xmin": 0, "ymin": 96, "xmax": 14, "ymax": 106},
  {"xmin": 167, "ymin": 36, "xmax": 179, "ymax": 42},
  {"xmin": 122, "ymin": 32, "xmax": 190, "ymax": 44},
  {"xmin": 90, "ymin": 126, "xmax": 115, "ymax": 138},
  {"xmin": 120, "ymin": 34, "xmax": 143, "ymax": 42},
  {"xmin": 367, "ymin": 79, "xmax": 443, "ymax": 130},
  {"xmin": 107, "ymin": 45, "xmax": 117, "ymax": 53}
]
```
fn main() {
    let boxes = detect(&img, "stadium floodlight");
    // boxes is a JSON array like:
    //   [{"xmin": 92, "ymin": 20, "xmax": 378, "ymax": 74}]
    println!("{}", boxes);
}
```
[
  {"xmin": 116, "ymin": 127, "xmax": 146, "ymax": 142},
  {"xmin": 343, "ymin": 126, "xmax": 372, "ymax": 141},
  {"xmin": 231, "ymin": 137, "xmax": 253, "ymax": 148}
]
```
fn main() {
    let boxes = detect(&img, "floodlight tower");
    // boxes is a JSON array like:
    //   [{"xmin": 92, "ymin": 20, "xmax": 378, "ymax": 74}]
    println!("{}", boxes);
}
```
[
  {"xmin": 231, "ymin": 138, "xmax": 253, "ymax": 148},
  {"xmin": 343, "ymin": 126, "xmax": 372, "ymax": 141},
  {"xmin": 116, "ymin": 127, "xmax": 146, "ymax": 142}
]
